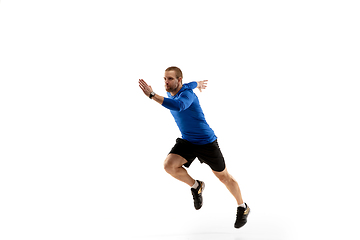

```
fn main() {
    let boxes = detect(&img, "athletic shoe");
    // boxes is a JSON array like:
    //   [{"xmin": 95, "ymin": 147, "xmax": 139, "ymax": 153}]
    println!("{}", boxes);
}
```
[
  {"xmin": 191, "ymin": 180, "xmax": 205, "ymax": 210},
  {"xmin": 234, "ymin": 203, "xmax": 250, "ymax": 228}
]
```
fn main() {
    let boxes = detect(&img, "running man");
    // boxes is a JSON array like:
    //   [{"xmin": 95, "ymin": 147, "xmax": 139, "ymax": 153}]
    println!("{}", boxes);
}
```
[{"xmin": 138, "ymin": 66, "xmax": 250, "ymax": 228}]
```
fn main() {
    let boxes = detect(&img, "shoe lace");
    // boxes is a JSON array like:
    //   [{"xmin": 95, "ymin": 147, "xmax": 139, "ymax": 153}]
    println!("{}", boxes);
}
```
[{"xmin": 191, "ymin": 188, "xmax": 200, "ymax": 201}]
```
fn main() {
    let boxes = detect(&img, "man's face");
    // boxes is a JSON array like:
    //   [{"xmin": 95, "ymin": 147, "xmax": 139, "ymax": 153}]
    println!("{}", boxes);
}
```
[{"xmin": 164, "ymin": 70, "xmax": 181, "ymax": 92}]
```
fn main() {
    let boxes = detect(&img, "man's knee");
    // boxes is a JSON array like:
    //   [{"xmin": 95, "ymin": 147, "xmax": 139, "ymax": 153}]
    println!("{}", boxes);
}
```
[
  {"xmin": 218, "ymin": 174, "xmax": 231, "ymax": 184},
  {"xmin": 163, "ymin": 159, "xmax": 174, "ymax": 173},
  {"xmin": 164, "ymin": 154, "xmax": 186, "ymax": 174},
  {"xmin": 214, "ymin": 169, "xmax": 233, "ymax": 185}
]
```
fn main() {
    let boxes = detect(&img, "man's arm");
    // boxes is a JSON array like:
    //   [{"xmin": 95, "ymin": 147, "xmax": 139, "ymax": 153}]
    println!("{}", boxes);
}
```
[
  {"xmin": 139, "ymin": 78, "xmax": 207, "ymax": 110},
  {"xmin": 152, "ymin": 93, "xmax": 164, "ymax": 105},
  {"xmin": 139, "ymin": 79, "xmax": 195, "ymax": 111},
  {"xmin": 162, "ymin": 91, "xmax": 194, "ymax": 112}
]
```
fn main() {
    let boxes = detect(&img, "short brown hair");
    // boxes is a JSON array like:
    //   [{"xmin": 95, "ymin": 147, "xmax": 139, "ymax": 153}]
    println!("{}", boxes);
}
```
[{"xmin": 165, "ymin": 66, "xmax": 183, "ymax": 80}]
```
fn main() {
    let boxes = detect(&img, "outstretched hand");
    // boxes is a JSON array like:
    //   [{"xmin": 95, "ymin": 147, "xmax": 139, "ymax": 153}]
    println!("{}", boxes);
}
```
[
  {"xmin": 139, "ymin": 79, "xmax": 153, "ymax": 97},
  {"xmin": 197, "ymin": 80, "xmax": 208, "ymax": 92}
]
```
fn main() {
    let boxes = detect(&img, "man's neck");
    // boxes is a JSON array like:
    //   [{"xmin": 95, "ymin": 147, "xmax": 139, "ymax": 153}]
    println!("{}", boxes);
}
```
[{"xmin": 170, "ymin": 83, "xmax": 183, "ymax": 96}]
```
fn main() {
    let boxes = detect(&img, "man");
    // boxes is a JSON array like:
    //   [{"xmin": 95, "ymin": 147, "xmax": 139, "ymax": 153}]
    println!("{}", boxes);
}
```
[{"xmin": 138, "ymin": 66, "xmax": 250, "ymax": 229}]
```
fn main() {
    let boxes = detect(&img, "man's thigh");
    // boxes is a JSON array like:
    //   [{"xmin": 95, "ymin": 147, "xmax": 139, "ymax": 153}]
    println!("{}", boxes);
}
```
[
  {"xmin": 168, "ymin": 138, "xmax": 197, "ymax": 168},
  {"xmin": 196, "ymin": 140, "xmax": 226, "ymax": 172}
]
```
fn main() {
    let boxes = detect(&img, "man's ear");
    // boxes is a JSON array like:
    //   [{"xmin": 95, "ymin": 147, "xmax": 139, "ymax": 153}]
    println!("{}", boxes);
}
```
[{"xmin": 178, "ymin": 77, "xmax": 183, "ymax": 84}]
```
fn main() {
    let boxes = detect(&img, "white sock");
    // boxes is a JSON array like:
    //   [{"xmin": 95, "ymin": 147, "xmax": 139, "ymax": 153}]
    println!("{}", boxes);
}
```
[
  {"xmin": 191, "ymin": 180, "xmax": 199, "ymax": 189},
  {"xmin": 238, "ymin": 203, "xmax": 246, "ymax": 208}
]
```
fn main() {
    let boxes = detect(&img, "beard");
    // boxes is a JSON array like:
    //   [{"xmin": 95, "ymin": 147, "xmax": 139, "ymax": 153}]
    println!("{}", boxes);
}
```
[{"xmin": 166, "ymin": 83, "xmax": 178, "ymax": 92}]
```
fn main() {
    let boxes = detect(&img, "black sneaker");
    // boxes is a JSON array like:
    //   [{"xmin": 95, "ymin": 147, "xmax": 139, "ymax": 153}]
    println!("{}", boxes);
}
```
[
  {"xmin": 191, "ymin": 180, "xmax": 205, "ymax": 210},
  {"xmin": 234, "ymin": 203, "xmax": 250, "ymax": 228}
]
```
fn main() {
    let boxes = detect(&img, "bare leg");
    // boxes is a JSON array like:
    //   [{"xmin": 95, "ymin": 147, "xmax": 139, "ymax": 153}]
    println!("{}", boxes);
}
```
[
  {"xmin": 164, "ymin": 154, "xmax": 195, "ymax": 187},
  {"xmin": 213, "ymin": 167, "xmax": 244, "ymax": 205}
]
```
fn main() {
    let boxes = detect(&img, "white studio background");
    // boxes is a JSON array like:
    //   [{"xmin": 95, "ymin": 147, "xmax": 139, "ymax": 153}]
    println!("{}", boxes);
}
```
[{"xmin": 0, "ymin": 1, "xmax": 359, "ymax": 240}]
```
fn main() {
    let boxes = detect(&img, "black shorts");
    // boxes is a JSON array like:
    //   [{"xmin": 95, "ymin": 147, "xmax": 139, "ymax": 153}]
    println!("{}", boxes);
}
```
[{"xmin": 169, "ymin": 138, "xmax": 226, "ymax": 172}]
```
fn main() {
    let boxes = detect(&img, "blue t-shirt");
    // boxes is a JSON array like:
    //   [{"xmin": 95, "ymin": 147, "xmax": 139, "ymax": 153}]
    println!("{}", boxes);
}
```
[{"xmin": 162, "ymin": 82, "xmax": 217, "ymax": 145}]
